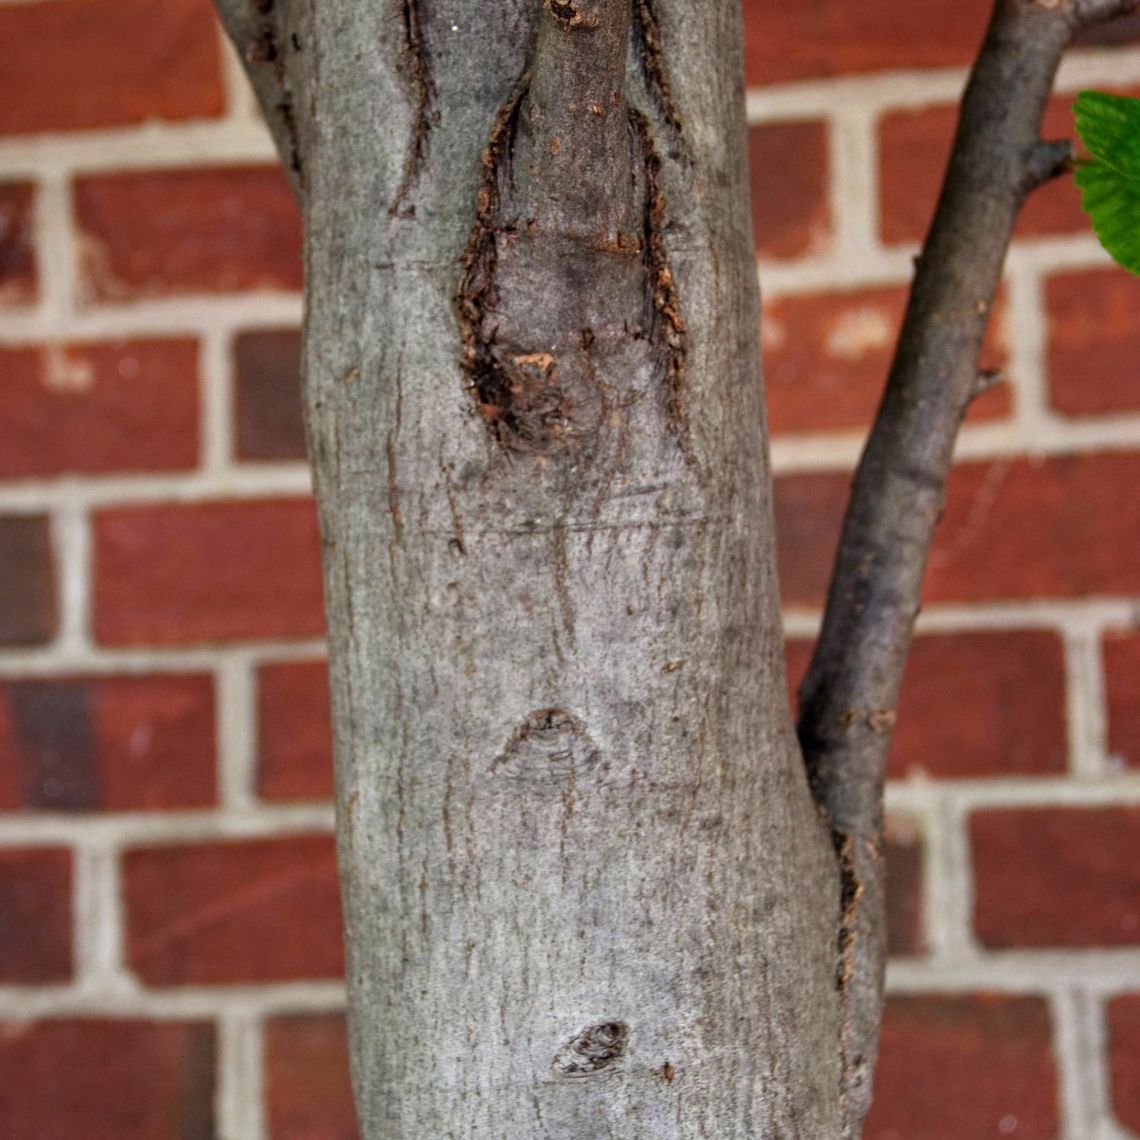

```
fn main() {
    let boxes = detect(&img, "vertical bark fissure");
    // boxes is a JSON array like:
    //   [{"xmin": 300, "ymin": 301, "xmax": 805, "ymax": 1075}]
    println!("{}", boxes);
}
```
[
  {"xmin": 631, "ymin": 107, "xmax": 690, "ymax": 454},
  {"xmin": 795, "ymin": 1, "xmax": 1138, "ymax": 1134},
  {"xmin": 390, "ymin": 0, "xmax": 439, "ymax": 216},
  {"xmin": 632, "ymin": 0, "xmax": 685, "ymax": 148}
]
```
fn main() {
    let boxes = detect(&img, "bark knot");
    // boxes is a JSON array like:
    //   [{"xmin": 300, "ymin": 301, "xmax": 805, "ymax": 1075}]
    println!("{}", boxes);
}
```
[
  {"xmin": 553, "ymin": 1021, "xmax": 629, "ymax": 1077},
  {"xmin": 493, "ymin": 709, "xmax": 602, "ymax": 782}
]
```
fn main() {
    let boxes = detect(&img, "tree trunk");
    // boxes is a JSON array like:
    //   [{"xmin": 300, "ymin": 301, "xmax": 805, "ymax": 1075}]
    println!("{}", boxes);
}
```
[
  {"xmin": 228, "ymin": 0, "xmax": 845, "ymax": 1135},
  {"xmin": 214, "ymin": 0, "xmax": 1140, "ymax": 1133}
]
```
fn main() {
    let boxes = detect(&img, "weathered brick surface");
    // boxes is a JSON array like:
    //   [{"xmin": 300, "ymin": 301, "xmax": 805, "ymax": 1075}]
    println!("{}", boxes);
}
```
[
  {"xmin": 257, "ymin": 660, "xmax": 334, "ymax": 802},
  {"xmin": 864, "ymin": 995, "xmax": 1058, "ymax": 1139},
  {"xmin": 75, "ymin": 167, "xmax": 302, "ymax": 301},
  {"xmin": 0, "ymin": 515, "xmax": 56, "ymax": 647},
  {"xmin": 0, "ymin": 674, "xmax": 216, "ymax": 811},
  {"xmin": 972, "ymin": 807, "xmax": 1140, "ymax": 948},
  {"xmin": 93, "ymin": 499, "xmax": 324, "ymax": 645},
  {"xmin": 124, "ymin": 835, "xmax": 343, "ymax": 984},
  {"xmin": 0, "ymin": 848, "xmax": 72, "ymax": 984},
  {"xmin": 0, "ymin": 340, "xmax": 199, "ymax": 479},
  {"xmin": 884, "ymin": 820, "xmax": 924, "ymax": 958},
  {"xmin": 0, "ymin": 183, "xmax": 37, "ymax": 304},
  {"xmin": 1104, "ymin": 631, "xmax": 1140, "ymax": 770},
  {"xmin": 265, "ymin": 1014, "xmax": 359, "ymax": 1140},
  {"xmin": 776, "ymin": 452, "xmax": 1140, "ymax": 606},
  {"xmin": 787, "ymin": 630, "xmax": 1066, "ymax": 778},
  {"xmin": 763, "ymin": 286, "xmax": 1010, "ymax": 435},
  {"xmin": 742, "ymin": 0, "xmax": 991, "ymax": 88},
  {"xmin": 1046, "ymin": 268, "xmax": 1140, "ymax": 417},
  {"xmin": 749, "ymin": 121, "xmax": 831, "ymax": 260},
  {"xmin": 0, "ymin": 1019, "xmax": 215, "ymax": 1138},
  {"xmin": 235, "ymin": 328, "xmax": 307, "ymax": 461},
  {"xmin": 877, "ymin": 92, "xmax": 1139, "ymax": 247},
  {"xmin": 0, "ymin": 0, "xmax": 224, "ymax": 137},
  {"xmin": 1108, "ymin": 994, "xmax": 1140, "ymax": 1134}
]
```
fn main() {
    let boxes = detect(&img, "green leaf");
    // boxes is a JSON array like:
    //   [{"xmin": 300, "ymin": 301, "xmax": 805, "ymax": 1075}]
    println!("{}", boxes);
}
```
[{"xmin": 1073, "ymin": 90, "xmax": 1140, "ymax": 275}]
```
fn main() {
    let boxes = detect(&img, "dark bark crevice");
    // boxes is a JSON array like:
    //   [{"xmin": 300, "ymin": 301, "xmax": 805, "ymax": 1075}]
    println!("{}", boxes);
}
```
[
  {"xmin": 631, "ymin": 0, "xmax": 686, "ymax": 153},
  {"xmin": 390, "ymin": 0, "xmax": 439, "ymax": 217}
]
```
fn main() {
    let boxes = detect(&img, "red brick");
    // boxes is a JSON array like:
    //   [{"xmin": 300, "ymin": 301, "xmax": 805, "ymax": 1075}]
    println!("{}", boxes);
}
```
[
  {"xmin": 763, "ymin": 286, "xmax": 1010, "ymax": 434},
  {"xmin": 775, "ymin": 452, "xmax": 1140, "ymax": 607},
  {"xmin": 749, "ymin": 121, "xmax": 831, "ymax": 260},
  {"xmin": 0, "ymin": 1019, "xmax": 214, "ymax": 1137},
  {"xmin": 235, "ymin": 328, "xmax": 307, "ymax": 461},
  {"xmin": 265, "ymin": 1014, "xmax": 358, "ymax": 1140},
  {"xmin": 1108, "ymin": 994, "xmax": 1140, "ymax": 1134},
  {"xmin": 0, "ymin": 849, "xmax": 71, "ymax": 983},
  {"xmin": 0, "ymin": 183, "xmax": 36, "ymax": 304},
  {"xmin": 0, "ymin": 340, "xmax": 199, "ymax": 479},
  {"xmin": 884, "ymin": 819, "xmax": 924, "ymax": 958},
  {"xmin": 1080, "ymin": 13, "xmax": 1140, "ymax": 44},
  {"xmin": 124, "ymin": 835, "xmax": 343, "ymax": 985},
  {"xmin": 1105, "ymin": 631, "xmax": 1140, "ymax": 770},
  {"xmin": 1046, "ymin": 269, "xmax": 1140, "ymax": 417},
  {"xmin": 742, "ymin": 0, "xmax": 991, "ymax": 88},
  {"xmin": 879, "ymin": 90, "xmax": 1140, "ymax": 247},
  {"xmin": 0, "ymin": 515, "xmax": 56, "ymax": 646},
  {"xmin": 865, "ymin": 995, "xmax": 1058, "ymax": 1139},
  {"xmin": 787, "ymin": 630, "xmax": 1066, "ymax": 779},
  {"xmin": 258, "ymin": 660, "xmax": 333, "ymax": 802},
  {"xmin": 93, "ymin": 499, "xmax": 324, "ymax": 646},
  {"xmin": 0, "ymin": 674, "xmax": 216, "ymax": 812},
  {"xmin": 972, "ymin": 808, "xmax": 1140, "ymax": 948},
  {"xmin": 75, "ymin": 167, "xmax": 302, "ymax": 301},
  {"xmin": 0, "ymin": 0, "xmax": 223, "ymax": 136}
]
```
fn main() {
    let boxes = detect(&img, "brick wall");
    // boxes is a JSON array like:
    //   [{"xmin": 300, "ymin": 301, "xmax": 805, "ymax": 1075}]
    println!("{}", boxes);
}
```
[{"xmin": 0, "ymin": 2, "xmax": 1137, "ymax": 1137}]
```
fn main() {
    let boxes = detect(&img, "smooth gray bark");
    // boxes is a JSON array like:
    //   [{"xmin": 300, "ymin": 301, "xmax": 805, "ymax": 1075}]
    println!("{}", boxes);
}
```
[{"xmin": 214, "ymin": 0, "xmax": 844, "ymax": 1135}]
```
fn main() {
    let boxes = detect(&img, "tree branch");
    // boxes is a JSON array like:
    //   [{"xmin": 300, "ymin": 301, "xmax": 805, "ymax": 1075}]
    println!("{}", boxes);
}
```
[
  {"xmin": 214, "ymin": 0, "xmax": 304, "ymax": 201},
  {"xmin": 794, "ymin": 0, "xmax": 1133, "ymax": 1132}
]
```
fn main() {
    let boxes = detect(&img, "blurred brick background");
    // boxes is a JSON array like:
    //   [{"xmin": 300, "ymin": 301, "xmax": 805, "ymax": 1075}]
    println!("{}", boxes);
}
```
[{"xmin": 0, "ymin": 1, "xmax": 1138, "ymax": 1137}]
